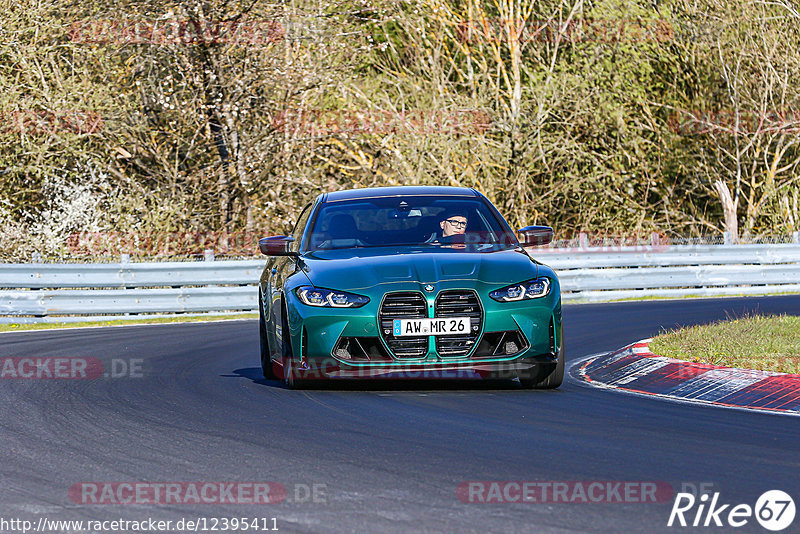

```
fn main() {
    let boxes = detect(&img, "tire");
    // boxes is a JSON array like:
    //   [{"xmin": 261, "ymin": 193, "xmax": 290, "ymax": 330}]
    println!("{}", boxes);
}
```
[
  {"xmin": 259, "ymin": 294, "xmax": 276, "ymax": 380},
  {"xmin": 519, "ymin": 343, "xmax": 565, "ymax": 389},
  {"xmin": 283, "ymin": 349, "xmax": 308, "ymax": 390},
  {"xmin": 281, "ymin": 307, "xmax": 306, "ymax": 389}
]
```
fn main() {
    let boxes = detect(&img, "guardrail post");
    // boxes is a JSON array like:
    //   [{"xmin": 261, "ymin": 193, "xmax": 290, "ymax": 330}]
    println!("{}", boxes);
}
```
[
  {"xmin": 723, "ymin": 232, "xmax": 731, "ymax": 245},
  {"xmin": 579, "ymin": 233, "xmax": 589, "ymax": 250},
  {"xmin": 793, "ymin": 231, "xmax": 800, "ymax": 244},
  {"xmin": 31, "ymin": 252, "xmax": 42, "ymax": 263},
  {"xmin": 204, "ymin": 249, "xmax": 215, "ymax": 261},
  {"xmin": 120, "ymin": 253, "xmax": 130, "ymax": 264},
  {"xmin": 650, "ymin": 232, "xmax": 661, "ymax": 247}
]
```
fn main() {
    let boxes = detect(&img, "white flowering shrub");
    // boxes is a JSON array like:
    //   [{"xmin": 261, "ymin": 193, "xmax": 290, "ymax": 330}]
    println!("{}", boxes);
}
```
[
  {"xmin": 0, "ymin": 199, "xmax": 34, "ymax": 261},
  {"xmin": 23, "ymin": 161, "xmax": 110, "ymax": 258}
]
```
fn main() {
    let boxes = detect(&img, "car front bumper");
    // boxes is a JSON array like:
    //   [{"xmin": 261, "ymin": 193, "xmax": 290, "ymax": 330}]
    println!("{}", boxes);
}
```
[
  {"xmin": 283, "ymin": 283, "xmax": 562, "ymax": 380},
  {"xmin": 289, "ymin": 354, "xmax": 560, "ymax": 380}
]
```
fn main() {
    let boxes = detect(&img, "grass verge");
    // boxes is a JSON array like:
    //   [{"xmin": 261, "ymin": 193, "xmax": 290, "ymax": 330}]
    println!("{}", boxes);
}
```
[
  {"xmin": 649, "ymin": 314, "xmax": 800, "ymax": 374},
  {"xmin": 0, "ymin": 313, "xmax": 258, "ymax": 333}
]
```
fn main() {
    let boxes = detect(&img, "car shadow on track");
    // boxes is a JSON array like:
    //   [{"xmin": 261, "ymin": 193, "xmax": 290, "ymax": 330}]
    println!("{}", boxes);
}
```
[{"xmin": 226, "ymin": 367, "xmax": 530, "ymax": 391}]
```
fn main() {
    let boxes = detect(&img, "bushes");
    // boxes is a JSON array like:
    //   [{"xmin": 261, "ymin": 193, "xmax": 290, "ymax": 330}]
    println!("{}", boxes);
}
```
[{"xmin": 1, "ymin": 0, "xmax": 798, "ymax": 259}]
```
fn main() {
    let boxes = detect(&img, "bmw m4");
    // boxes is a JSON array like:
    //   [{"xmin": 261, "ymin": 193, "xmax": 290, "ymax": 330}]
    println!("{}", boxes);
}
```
[{"xmin": 257, "ymin": 186, "xmax": 563, "ymax": 389}]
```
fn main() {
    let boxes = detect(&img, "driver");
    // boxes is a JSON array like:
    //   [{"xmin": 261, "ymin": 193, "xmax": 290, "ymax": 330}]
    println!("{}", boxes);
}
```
[
  {"xmin": 440, "ymin": 211, "xmax": 468, "ymax": 239},
  {"xmin": 425, "ymin": 210, "xmax": 468, "ymax": 247}
]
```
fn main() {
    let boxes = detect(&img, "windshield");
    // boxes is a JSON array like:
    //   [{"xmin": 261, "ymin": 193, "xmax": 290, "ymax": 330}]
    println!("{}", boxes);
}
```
[{"xmin": 307, "ymin": 196, "xmax": 518, "ymax": 251}]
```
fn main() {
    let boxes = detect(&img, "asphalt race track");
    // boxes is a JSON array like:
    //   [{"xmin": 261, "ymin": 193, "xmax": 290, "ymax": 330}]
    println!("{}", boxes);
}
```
[{"xmin": 2, "ymin": 296, "xmax": 800, "ymax": 533}]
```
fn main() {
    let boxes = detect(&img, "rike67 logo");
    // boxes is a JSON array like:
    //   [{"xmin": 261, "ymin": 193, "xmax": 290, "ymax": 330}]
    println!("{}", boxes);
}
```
[{"xmin": 668, "ymin": 490, "xmax": 795, "ymax": 531}]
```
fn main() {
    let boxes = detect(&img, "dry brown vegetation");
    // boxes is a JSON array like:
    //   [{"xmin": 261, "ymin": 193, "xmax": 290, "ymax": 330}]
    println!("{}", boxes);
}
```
[{"xmin": 1, "ymin": 0, "xmax": 799, "ymax": 259}]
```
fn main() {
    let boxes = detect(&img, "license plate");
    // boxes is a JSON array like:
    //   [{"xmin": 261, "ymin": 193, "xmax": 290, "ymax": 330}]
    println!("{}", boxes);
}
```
[{"xmin": 393, "ymin": 317, "xmax": 471, "ymax": 336}]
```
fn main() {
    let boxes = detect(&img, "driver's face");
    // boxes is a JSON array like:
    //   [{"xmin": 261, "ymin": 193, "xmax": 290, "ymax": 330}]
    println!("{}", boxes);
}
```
[{"xmin": 441, "ymin": 216, "xmax": 467, "ymax": 237}]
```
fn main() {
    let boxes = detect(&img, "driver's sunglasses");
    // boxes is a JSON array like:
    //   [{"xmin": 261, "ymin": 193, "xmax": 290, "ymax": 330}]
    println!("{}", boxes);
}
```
[{"xmin": 446, "ymin": 219, "xmax": 467, "ymax": 228}]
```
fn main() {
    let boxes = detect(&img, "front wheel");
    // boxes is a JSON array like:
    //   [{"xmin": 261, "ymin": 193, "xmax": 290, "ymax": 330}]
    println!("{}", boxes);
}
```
[
  {"xmin": 283, "ymin": 352, "xmax": 309, "ymax": 390},
  {"xmin": 259, "ymin": 294, "xmax": 275, "ymax": 380},
  {"xmin": 281, "ymin": 309, "xmax": 306, "ymax": 389},
  {"xmin": 519, "ymin": 344, "xmax": 565, "ymax": 389}
]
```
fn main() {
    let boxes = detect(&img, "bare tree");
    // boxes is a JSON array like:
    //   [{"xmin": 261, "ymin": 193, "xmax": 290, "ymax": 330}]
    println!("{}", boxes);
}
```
[{"xmin": 686, "ymin": 0, "xmax": 800, "ymax": 240}]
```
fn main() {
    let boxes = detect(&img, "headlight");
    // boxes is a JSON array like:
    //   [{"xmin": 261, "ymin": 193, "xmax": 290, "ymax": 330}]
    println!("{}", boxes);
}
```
[
  {"xmin": 296, "ymin": 286, "xmax": 370, "ymax": 308},
  {"xmin": 489, "ymin": 278, "xmax": 551, "ymax": 302}
]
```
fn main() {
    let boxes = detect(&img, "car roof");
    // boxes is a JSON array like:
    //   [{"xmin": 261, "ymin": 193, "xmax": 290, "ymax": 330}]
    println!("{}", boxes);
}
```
[{"xmin": 322, "ymin": 186, "xmax": 479, "ymax": 203}]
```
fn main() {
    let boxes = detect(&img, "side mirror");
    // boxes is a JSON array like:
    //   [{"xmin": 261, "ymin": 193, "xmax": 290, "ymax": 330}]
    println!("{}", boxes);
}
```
[
  {"xmin": 518, "ymin": 225, "xmax": 553, "ymax": 246},
  {"xmin": 258, "ymin": 236, "xmax": 298, "ymax": 256}
]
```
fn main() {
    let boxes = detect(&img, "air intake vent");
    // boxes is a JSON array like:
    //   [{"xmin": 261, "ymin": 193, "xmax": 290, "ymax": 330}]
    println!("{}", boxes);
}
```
[
  {"xmin": 379, "ymin": 292, "xmax": 428, "ymax": 359},
  {"xmin": 333, "ymin": 337, "xmax": 394, "ymax": 362},
  {"xmin": 472, "ymin": 330, "xmax": 528, "ymax": 359},
  {"xmin": 435, "ymin": 290, "xmax": 482, "ymax": 357}
]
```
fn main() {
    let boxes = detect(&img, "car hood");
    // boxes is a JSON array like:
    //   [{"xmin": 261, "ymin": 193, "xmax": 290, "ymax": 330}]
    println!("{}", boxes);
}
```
[{"xmin": 298, "ymin": 247, "xmax": 539, "ymax": 291}]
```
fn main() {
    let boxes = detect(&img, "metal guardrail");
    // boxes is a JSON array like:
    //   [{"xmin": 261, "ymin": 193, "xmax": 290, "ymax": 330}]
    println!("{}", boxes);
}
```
[
  {"xmin": 0, "ymin": 260, "xmax": 264, "ymax": 289},
  {"xmin": 1, "ymin": 244, "xmax": 800, "ymax": 322},
  {"xmin": 539, "ymin": 243, "xmax": 800, "ymax": 302},
  {"xmin": 0, "ymin": 259, "xmax": 263, "ymax": 323}
]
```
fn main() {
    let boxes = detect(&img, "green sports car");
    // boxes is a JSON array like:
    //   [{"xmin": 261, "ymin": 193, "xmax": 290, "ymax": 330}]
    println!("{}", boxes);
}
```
[{"xmin": 257, "ymin": 186, "xmax": 563, "ymax": 389}]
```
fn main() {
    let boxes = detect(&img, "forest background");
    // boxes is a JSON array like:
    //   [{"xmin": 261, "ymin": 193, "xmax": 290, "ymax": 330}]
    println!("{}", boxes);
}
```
[{"xmin": 1, "ymin": 0, "xmax": 799, "ymax": 259}]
